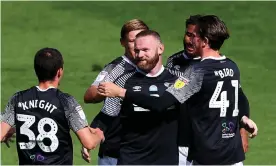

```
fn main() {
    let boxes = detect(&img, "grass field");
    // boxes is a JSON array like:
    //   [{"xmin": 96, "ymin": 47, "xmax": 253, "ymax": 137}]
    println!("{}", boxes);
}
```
[{"xmin": 1, "ymin": 1, "xmax": 276, "ymax": 165}]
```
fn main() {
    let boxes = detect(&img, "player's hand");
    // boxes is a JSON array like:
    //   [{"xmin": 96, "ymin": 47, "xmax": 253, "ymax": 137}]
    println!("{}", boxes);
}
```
[
  {"xmin": 81, "ymin": 147, "xmax": 91, "ymax": 163},
  {"xmin": 89, "ymin": 127, "xmax": 105, "ymax": 142},
  {"xmin": 2, "ymin": 127, "xmax": 16, "ymax": 148},
  {"xmin": 241, "ymin": 116, "xmax": 258, "ymax": 138},
  {"xmin": 97, "ymin": 82, "xmax": 126, "ymax": 98}
]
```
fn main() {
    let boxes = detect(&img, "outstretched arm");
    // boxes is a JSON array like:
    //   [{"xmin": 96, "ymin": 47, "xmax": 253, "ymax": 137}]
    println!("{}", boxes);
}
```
[
  {"xmin": 98, "ymin": 66, "xmax": 204, "ymax": 112},
  {"xmin": 84, "ymin": 65, "xmax": 112, "ymax": 104},
  {"xmin": 1, "ymin": 93, "xmax": 17, "ymax": 142},
  {"xmin": 62, "ymin": 95, "xmax": 104, "ymax": 150}
]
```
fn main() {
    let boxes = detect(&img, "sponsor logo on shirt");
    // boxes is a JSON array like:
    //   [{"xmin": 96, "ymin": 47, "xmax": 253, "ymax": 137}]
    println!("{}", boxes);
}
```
[
  {"xmin": 222, "ymin": 121, "xmax": 235, "ymax": 138},
  {"xmin": 133, "ymin": 86, "xmax": 141, "ymax": 92}
]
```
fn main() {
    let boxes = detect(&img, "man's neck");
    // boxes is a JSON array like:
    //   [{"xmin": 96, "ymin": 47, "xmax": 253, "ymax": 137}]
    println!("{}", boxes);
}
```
[
  {"xmin": 147, "ymin": 62, "xmax": 163, "ymax": 77},
  {"xmin": 38, "ymin": 81, "xmax": 58, "ymax": 90},
  {"xmin": 201, "ymin": 49, "xmax": 221, "ymax": 59}
]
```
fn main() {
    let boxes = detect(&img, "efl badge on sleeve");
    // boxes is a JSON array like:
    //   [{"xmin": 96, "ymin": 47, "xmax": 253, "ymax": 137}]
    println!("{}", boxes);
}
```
[{"xmin": 173, "ymin": 77, "xmax": 189, "ymax": 89}]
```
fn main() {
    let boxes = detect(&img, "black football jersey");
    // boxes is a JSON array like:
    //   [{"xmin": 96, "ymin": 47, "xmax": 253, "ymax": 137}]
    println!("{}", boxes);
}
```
[
  {"xmin": 124, "ymin": 56, "xmax": 246, "ymax": 165},
  {"xmin": 166, "ymin": 56, "xmax": 245, "ymax": 164},
  {"xmin": 1, "ymin": 86, "xmax": 88, "ymax": 165},
  {"xmin": 118, "ymin": 67, "xmax": 179, "ymax": 165}
]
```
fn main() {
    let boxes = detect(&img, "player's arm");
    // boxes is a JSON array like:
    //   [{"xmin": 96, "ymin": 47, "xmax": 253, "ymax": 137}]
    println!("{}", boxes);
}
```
[
  {"xmin": 84, "ymin": 67, "xmax": 111, "ymax": 103},
  {"xmin": 84, "ymin": 85, "xmax": 105, "ymax": 103},
  {"xmin": 238, "ymin": 89, "xmax": 258, "ymax": 138},
  {"xmin": 1, "ymin": 94, "xmax": 17, "ymax": 142},
  {"xmin": 98, "ymin": 67, "xmax": 204, "ymax": 112},
  {"xmin": 238, "ymin": 88, "xmax": 250, "ymax": 152},
  {"xmin": 84, "ymin": 62, "xmax": 121, "ymax": 104},
  {"xmin": 238, "ymin": 88, "xmax": 250, "ymax": 120},
  {"xmin": 63, "ymin": 95, "xmax": 104, "ymax": 150}
]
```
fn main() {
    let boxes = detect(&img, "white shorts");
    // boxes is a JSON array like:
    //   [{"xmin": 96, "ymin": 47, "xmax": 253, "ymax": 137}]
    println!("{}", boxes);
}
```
[
  {"xmin": 179, "ymin": 146, "xmax": 192, "ymax": 166},
  {"xmin": 191, "ymin": 161, "xmax": 243, "ymax": 165},
  {"xmin": 231, "ymin": 162, "xmax": 243, "ymax": 166}
]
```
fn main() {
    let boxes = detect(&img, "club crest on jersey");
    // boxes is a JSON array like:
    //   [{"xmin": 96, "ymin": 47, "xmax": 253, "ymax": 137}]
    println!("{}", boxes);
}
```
[
  {"xmin": 133, "ymin": 86, "xmax": 141, "ymax": 92},
  {"xmin": 174, "ymin": 77, "xmax": 189, "ymax": 89}
]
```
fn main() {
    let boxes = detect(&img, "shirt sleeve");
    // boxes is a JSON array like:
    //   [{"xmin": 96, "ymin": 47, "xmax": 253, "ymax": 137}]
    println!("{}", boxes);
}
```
[
  {"xmin": 92, "ymin": 63, "xmax": 125, "ymax": 86},
  {"xmin": 60, "ymin": 94, "xmax": 88, "ymax": 132},
  {"xmin": 238, "ymin": 87, "xmax": 250, "ymax": 119},
  {"xmin": 1, "ymin": 93, "xmax": 18, "ymax": 127},
  {"xmin": 165, "ymin": 56, "xmax": 174, "ymax": 69},
  {"xmin": 100, "ymin": 97, "xmax": 122, "ymax": 116},
  {"xmin": 166, "ymin": 66, "xmax": 204, "ymax": 104}
]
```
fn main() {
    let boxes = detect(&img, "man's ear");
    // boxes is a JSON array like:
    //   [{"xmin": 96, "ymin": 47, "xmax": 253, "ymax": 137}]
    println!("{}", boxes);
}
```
[
  {"xmin": 203, "ymin": 37, "xmax": 209, "ymax": 47},
  {"xmin": 57, "ymin": 68, "xmax": 63, "ymax": 79},
  {"xmin": 158, "ymin": 43, "xmax": 164, "ymax": 56}
]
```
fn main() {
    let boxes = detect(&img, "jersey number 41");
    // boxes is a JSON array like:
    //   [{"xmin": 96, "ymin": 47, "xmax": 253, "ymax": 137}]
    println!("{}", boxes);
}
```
[{"xmin": 209, "ymin": 80, "xmax": 239, "ymax": 117}]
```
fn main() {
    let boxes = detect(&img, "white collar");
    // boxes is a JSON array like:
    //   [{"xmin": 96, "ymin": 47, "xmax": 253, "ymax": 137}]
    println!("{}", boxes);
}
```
[
  {"xmin": 137, "ymin": 65, "xmax": 165, "ymax": 77},
  {"xmin": 36, "ymin": 86, "xmax": 56, "ymax": 92},
  {"xmin": 122, "ymin": 55, "xmax": 136, "ymax": 67},
  {"xmin": 201, "ymin": 55, "xmax": 226, "ymax": 61},
  {"xmin": 183, "ymin": 52, "xmax": 200, "ymax": 60}
]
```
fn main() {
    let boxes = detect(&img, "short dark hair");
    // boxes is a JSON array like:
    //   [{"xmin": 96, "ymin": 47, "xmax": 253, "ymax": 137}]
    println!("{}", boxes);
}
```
[
  {"xmin": 185, "ymin": 15, "xmax": 202, "ymax": 28},
  {"xmin": 34, "ymin": 48, "xmax": 64, "ymax": 82},
  {"xmin": 197, "ymin": 15, "xmax": 230, "ymax": 50},
  {"xmin": 135, "ymin": 30, "xmax": 162, "ymax": 43}
]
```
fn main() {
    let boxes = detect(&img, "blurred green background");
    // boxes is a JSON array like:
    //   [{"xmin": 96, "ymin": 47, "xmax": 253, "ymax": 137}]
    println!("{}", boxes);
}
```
[{"xmin": 1, "ymin": 1, "xmax": 275, "ymax": 165}]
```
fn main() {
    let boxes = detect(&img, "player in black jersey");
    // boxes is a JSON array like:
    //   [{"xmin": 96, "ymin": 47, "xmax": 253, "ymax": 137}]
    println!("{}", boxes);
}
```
[
  {"xmin": 0, "ymin": 48, "xmax": 104, "ymax": 165},
  {"xmin": 98, "ymin": 16, "xmax": 258, "ymax": 165},
  {"xmin": 81, "ymin": 19, "xmax": 149, "ymax": 165},
  {"xmin": 166, "ymin": 15, "xmax": 251, "ymax": 164},
  {"xmin": 94, "ymin": 30, "xmax": 179, "ymax": 164}
]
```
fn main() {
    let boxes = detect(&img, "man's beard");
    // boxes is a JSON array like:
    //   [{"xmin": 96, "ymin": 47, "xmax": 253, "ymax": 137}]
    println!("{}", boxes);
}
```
[{"xmin": 136, "ymin": 52, "xmax": 159, "ymax": 73}]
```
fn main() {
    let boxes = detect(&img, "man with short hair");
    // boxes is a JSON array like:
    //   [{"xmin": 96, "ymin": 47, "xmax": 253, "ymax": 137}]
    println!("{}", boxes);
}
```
[
  {"xmin": 166, "ymin": 15, "xmax": 250, "ymax": 165},
  {"xmin": 95, "ymin": 29, "xmax": 179, "ymax": 164},
  {"xmin": 0, "ymin": 48, "xmax": 104, "ymax": 165},
  {"xmin": 81, "ymin": 19, "xmax": 149, "ymax": 165},
  {"xmin": 98, "ymin": 15, "xmax": 258, "ymax": 165}
]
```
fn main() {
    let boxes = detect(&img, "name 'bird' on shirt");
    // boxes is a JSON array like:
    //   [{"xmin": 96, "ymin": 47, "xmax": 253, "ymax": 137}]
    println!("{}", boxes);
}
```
[{"xmin": 214, "ymin": 68, "xmax": 234, "ymax": 78}]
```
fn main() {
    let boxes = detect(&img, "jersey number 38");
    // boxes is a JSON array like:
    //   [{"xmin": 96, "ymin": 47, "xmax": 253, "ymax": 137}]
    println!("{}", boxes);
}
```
[{"xmin": 17, "ymin": 114, "xmax": 59, "ymax": 152}]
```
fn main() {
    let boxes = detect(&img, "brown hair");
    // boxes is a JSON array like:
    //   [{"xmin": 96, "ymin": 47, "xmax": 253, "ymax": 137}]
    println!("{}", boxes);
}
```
[
  {"xmin": 120, "ymin": 19, "xmax": 149, "ymax": 40},
  {"xmin": 135, "ymin": 30, "xmax": 162, "ymax": 43},
  {"xmin": 197, "ymin": 15, "xmax": 230, "ymax": 50}
]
